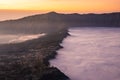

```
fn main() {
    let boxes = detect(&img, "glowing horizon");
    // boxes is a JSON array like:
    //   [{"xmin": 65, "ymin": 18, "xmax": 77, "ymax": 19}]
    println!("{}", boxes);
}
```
[
  {"xmin": 0, "ymin": 0, "xmax": 120, "ymax": 21},
  {"xmin": 0, "ymin": 0, "xmax": 120, "ymax": 13}
]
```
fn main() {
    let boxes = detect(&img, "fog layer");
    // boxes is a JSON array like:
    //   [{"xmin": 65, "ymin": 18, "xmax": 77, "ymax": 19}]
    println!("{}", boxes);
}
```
[
  {"xmin": 0, "ymin": 33, "xmax": 45, "ymax": 44},
  {"xmin": 50, "ymin": 27, "xmax": 120, "ymax": 80}
]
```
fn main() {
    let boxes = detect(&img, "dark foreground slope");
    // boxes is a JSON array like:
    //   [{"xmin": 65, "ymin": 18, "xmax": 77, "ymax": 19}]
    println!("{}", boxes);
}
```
[{"xmin": 0, "ymin": 28, "xmax": 69, "ymax": 80}]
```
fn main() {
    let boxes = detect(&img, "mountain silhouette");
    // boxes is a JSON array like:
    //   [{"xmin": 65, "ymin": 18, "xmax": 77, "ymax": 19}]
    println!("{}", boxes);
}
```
[{"xmin": 0, "ymin": 12, "xmax": 120, "ymax": 34}]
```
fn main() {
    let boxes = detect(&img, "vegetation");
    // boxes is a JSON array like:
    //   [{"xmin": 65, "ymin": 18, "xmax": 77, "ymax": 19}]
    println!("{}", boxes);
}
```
[{"xmin": 0, "ymin": 28, "xmax": 69, "ymax": 80}]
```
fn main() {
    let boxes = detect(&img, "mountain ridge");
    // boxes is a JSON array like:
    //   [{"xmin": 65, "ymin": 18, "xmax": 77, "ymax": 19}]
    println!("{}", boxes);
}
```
[
  {"xmin": 0, "ymin": 12, "xmax": 120, "ymax": 34},
  {"xmin": 1, "ymin": 11, "xmax": 120, "ymax": 22}
]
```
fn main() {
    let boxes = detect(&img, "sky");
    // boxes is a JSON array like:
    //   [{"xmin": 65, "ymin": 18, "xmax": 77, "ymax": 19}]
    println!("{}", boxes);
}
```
[{"xmin": 0, "ymin": 0, "xmax": 120, "ymax": 21}]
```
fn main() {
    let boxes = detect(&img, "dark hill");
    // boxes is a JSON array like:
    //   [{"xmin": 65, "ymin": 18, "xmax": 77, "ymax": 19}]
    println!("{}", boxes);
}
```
[{"xmin": 0, "ymin": 12, "xmax": 120, "ymax": 34}]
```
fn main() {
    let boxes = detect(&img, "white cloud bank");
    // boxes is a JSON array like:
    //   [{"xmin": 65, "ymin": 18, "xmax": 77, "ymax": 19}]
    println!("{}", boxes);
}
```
[
  {"xmin": 50, "ymin": 27, "xmax": 120, "ymax": 80},
  {"xmin": 0, "ymin": 33, "xmax": 45, "ymax": 44},
  {"xmin": 9, "ymin": 33, "xmax": 45, "ymax": 43}
]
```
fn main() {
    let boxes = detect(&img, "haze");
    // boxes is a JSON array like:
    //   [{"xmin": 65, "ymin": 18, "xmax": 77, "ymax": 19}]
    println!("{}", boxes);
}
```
[{"xmin": 0, "ymin": 0, "xmax": 120, "ymax": 21}]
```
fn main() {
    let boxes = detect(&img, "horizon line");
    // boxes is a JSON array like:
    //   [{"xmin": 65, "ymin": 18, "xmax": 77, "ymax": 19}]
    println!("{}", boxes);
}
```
[
  {"xmin": 0, "ymin": 11, "xmax": 120, "ymax": 22},
  {"xmin": 0, "ymin": 9, "xmax": 120, "ymax": 14}
]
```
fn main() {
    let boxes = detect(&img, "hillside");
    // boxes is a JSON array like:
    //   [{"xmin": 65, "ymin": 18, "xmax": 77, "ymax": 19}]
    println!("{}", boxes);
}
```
[
  {"xmin": 0, "ymin": 12, "xmax": 120, "ymax": 34},
  {"xmin": 0, "ymin": 27, "xmax": 69, "ymax": 80}
]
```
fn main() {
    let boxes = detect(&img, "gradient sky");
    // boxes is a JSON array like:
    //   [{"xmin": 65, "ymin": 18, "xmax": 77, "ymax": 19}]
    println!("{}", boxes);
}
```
[{"xmin": 0, "ymin": 0, "xmax": 120, "ymax": 21}]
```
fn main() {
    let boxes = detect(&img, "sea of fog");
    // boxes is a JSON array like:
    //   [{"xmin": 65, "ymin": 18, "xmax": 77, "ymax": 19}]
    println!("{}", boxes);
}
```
[
  {"xmin": 0, "ymin": 33, "xmax": 45, "ymax": 44},
  {"xmin": 50, "ymin": 27, "xmax": 120, "ymax": 80}
]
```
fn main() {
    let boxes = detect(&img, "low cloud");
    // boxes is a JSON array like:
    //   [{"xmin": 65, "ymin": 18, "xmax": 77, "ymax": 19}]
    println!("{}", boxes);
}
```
[{"xmin": 50, "ymin": 27, "xmax": 120, "ymax": 80}]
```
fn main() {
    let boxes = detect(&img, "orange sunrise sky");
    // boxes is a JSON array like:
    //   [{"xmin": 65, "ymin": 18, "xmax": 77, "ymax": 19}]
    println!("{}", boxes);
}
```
[{"xmin": 0, "ymin": 0, "xmax": 120, "ymax": 21}]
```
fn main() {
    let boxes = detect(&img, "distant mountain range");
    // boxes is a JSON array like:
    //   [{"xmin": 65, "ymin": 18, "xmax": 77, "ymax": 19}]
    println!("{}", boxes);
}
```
[{"xmin": 0, "ymin": 12, "xmax": 120, "ymax": 34}]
